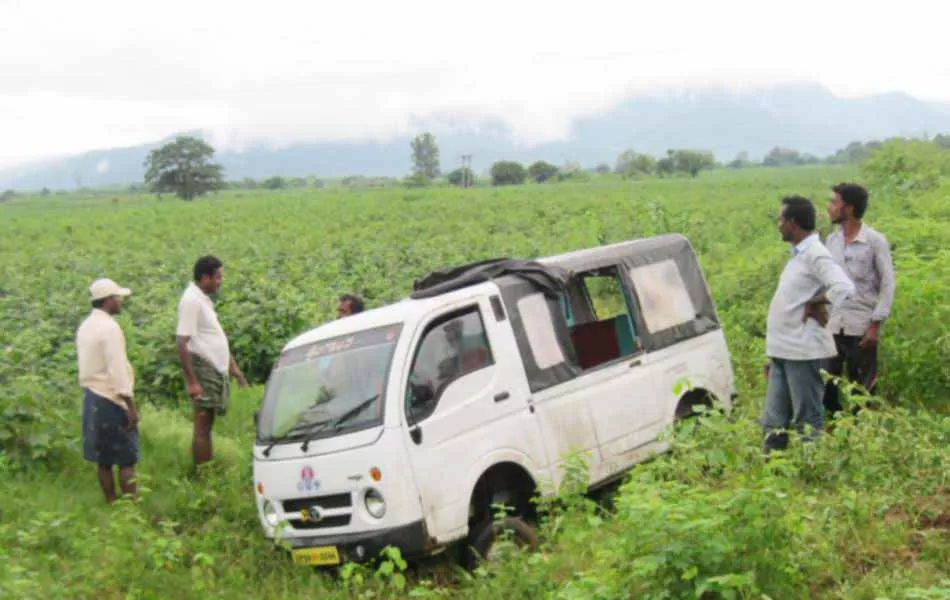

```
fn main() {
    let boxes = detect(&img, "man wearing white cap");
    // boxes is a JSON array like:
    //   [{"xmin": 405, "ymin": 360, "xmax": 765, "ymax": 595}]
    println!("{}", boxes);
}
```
[{"xmin": 76, "ymin": 278, "xmax": 139, "ymax": 504}]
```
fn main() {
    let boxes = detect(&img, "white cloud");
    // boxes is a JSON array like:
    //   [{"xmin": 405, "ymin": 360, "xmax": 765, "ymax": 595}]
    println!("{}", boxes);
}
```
[{"xmin": 0, "ymin": 0, "xmax": 948, "ymax": 167}]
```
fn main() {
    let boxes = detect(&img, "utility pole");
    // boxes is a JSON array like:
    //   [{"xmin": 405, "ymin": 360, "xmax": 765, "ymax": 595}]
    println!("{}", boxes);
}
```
[{"xmin": 459, "ymin": 154, "xmax": 473, "ymax": 188}]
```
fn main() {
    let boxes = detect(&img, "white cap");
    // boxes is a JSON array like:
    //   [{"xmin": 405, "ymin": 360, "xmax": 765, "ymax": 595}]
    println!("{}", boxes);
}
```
[{"xmin": 89, "ymin": 278, "xmax": 131, "ymax": 301}]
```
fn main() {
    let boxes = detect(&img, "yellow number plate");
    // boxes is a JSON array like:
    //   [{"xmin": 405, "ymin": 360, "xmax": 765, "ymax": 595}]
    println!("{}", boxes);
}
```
[{"xmin": 291, "ymin": 546, "xmax": 341, "ymax": 566}]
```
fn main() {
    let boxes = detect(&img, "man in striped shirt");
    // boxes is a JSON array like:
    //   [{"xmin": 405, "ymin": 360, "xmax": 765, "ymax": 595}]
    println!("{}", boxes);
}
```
[{"xmin": 822, "ymin": 183, "xmax": 896, "ymax": 414}]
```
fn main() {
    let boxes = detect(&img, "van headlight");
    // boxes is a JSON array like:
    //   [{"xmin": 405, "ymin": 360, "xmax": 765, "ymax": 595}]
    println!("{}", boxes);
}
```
[
  {"xmin": 262, "ymin": 499, "xmax": 279, "ymax": 527},
  {"xmin": 364, "ymin": 489, "xmax": 386, "ymax": 519}
]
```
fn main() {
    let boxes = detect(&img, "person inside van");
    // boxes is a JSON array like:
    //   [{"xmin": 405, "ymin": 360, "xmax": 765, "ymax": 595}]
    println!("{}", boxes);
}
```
[
  {"xmin": 436, "ymin": 320, "xmax": 465, "ymax": 381},
  {"xmin": 337, "ymin": 294, "xmax": 365, "ymax": 318},
  {"xmin": 315, "ymin": 294, "xmax": 366, "ymax": 393}
]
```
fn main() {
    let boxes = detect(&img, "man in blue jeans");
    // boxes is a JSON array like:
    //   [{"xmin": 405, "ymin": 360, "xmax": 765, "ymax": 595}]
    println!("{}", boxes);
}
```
[{"xmin": 763, "ymin": 196, "xmax": 855, "ymax": 453}]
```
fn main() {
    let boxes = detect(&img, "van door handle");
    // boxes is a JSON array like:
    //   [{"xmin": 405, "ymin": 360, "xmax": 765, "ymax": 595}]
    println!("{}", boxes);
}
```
[{"xmin": 494, "ymin": 391, "xmax": 510, "ymax": 402}]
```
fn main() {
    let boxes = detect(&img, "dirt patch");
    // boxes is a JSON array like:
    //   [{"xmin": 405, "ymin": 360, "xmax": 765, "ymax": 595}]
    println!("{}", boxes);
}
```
[{"xmin": 879, "ymin": 492, "xmax": 950, "ymax": 567}]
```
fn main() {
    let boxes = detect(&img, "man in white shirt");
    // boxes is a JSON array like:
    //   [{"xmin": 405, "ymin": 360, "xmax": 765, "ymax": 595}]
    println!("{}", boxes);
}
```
[
  {"xmin": 176, "ymin": 255, "xmax": 247, "ymax": 467},
  {"xmin": 76, "ymin": 278, "xmax": 139, "ymax": 503},
  {"xmin": 762, "ymin": 196, "xmax": 855, "ymax": 453}
]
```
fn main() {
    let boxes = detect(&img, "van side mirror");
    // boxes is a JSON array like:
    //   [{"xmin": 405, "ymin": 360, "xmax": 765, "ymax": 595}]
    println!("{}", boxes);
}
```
[
  {"xmin": 410, "ymin": 425, "xmax": 422, "ymax": 445},
  {"xmin": 410, "ymin": 382, "xmax": 433, "ymax": 405}
]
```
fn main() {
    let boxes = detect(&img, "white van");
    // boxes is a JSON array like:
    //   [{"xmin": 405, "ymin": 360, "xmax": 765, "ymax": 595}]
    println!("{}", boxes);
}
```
[{"xmin": 252, "ymin": 234, "xmax": 736, "ymax": 567}]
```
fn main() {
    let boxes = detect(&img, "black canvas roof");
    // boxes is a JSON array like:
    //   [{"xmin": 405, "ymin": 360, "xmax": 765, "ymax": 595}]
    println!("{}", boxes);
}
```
[
  {"xmin": 539, "ymin": 234, "xmax": 693, "ymax": 273},
  {"xmin": 410, "ymin": 257, "xmax": 572, "ymax": 300},
  {"xmin": 409, "ymin": 234, "xmax": 720, "ymax": 392}
]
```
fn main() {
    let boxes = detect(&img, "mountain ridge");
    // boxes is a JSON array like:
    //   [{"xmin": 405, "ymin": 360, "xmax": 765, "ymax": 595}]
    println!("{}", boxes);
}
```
[{"xmin": 3, "ymin": 83, "xmax": 950, "ymax": 191}]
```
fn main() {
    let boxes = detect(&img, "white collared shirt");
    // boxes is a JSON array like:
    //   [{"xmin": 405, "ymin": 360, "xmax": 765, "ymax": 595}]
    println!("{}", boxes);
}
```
[
  {"xmin": 176, "ymin": 282, "xmax": 230, "ymax": 373},
  {"xmin": 76, "ymin": 308, "xmax": 135, "ymax": 409},
  {"xmin": 766, "ymin": 233, "xmax": 855, "ymax": 360}
]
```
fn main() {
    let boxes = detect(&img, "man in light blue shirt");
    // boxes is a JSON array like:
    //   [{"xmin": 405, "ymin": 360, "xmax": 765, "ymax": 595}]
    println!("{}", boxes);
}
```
[{"xmin": 762, "ymin": 196, "xmax": 855, "ymax": 453}]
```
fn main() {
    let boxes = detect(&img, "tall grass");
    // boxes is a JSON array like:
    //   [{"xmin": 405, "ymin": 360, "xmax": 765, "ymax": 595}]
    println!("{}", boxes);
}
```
[{"xmin": 2, "ymin": 166, "xmax": 948, "ymax": 598}]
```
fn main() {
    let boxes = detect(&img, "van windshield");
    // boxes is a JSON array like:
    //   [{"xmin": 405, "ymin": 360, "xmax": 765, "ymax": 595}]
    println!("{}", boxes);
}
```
[{"xmin": 257, "ymin": 323, "xmax": 403, "ymax": 443}]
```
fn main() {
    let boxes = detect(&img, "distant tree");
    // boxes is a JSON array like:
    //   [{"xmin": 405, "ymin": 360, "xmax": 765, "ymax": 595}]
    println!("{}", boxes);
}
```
[
  {"xmin": 829, "ymin": 140, "xmax": 887, "ymax": 165},
  {"xmin": 262, "ymin": 176, "xmax": 288, "ymax": 190},
  {"xmin": 490, "ymin": 161, "xmax": 526, "ymax": 186},
  {"xmin": 0, "ymin": 190, "xmax": 14, "ymax": 202},
  {"xmin": 527, "ymin": 161, "xmax": 559, "ymax": 183},
  {"xmin": 558, "ymin": 161, "xmax": 591, "ymax": 182},
  {"xmin": 241, "ymin": 178, "xmax": 259, "ymax": 189},
  {"xmin": 933, "ymin": 134, "xmax": 950, "ymax": 149},
  {"xmin": 410, "ymin": 133, "xmax": 441, "ymax": 180},
  {"xmin": 861, "ymin": 138, "xmax": 948, "ymax": 191},
  {"xmin": 40, "ymin": 187, "xmax": 51, "ymax": 196},
  {"xmin": 143, "ymin": 136, "xmax": 225, "ymax": 201},
  {"xmin": 656, "ymin": 150, "xmax": 676, "ymax": 177},
  {"xmin": 763, "ymin": 147, "xmax": 805, "ymax": 167},
  {"xmin": 614, "ymin": 149, "xmax": 656, "ymax": 178},
  {"xmin": 728, "ymin": 151, "xmax": 751, "ymax": 169},
  {"xmin": 402, "ymin": 173, "xmax": 430, "ymax": 188},
  {"xmin": 306, "ymin": 175, "xmax": 325, "ymax": 189},
  {"xmin": 673, "ymin": 149, "xmax": 716, "ymax": 177},
  {"xmin": 447, "ymin": 167, "xmax": 475, "ymax": 187}
]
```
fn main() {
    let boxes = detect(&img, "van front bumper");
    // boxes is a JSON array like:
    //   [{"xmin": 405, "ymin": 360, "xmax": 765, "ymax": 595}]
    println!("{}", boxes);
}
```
[{"xmin": 284, "ymin": 519, "xmax": 433, "ymax": 563}]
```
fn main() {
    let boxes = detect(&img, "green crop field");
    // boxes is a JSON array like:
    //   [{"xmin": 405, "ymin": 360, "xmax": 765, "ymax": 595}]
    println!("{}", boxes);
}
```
[{"xmin": 2, "ymin": 166, "xmax": 949, "ymax": 599}]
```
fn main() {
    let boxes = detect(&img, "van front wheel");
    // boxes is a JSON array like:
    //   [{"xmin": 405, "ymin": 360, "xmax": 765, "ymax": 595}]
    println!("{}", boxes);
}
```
[{"xmin": 461, "ymin": 516, "xmax": 538, "ymax": 569}]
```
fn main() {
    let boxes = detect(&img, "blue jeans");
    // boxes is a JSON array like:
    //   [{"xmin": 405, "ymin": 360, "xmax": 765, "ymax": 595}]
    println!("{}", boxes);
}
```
[{"xmin": 762, "ymin": 358, "xmax": 825, "ymax": 452}]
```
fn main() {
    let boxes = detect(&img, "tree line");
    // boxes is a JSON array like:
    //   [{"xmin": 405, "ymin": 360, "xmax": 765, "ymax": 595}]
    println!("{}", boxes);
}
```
[{"xmin": 12, "ymin": 132, "xmax": 949, "ymax": 202}]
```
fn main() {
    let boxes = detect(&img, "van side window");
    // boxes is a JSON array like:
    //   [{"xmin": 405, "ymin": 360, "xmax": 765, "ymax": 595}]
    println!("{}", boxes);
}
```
[
  {"xmin": 406, "ymin": 307, "xmax": 494, "ymax": 422},
  {"xmin": 568, "ymin": 266, "xmax": 639, "ymax": 370},
  {"xmin": 517, "ymin": 293, "xmax": 567, "ymax": 370},
  {"xmin": 628, "ymin": 260, "xmax": 697, "ymax": 332}
]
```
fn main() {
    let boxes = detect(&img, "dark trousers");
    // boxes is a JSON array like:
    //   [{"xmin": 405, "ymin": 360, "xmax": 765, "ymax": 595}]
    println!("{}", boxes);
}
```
[{"xmin": 822, "ymin": 333, "xmax": 878, "ymax": 414}]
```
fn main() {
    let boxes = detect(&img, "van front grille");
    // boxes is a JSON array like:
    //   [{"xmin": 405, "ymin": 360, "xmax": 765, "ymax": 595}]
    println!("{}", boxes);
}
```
[
  {"xmin": 288, "ymin": 514, "xmax": 352, "ymax": 530},
  {"xmin": 283, "ymin": 492, "xmax": 352, "ymax": 513}
]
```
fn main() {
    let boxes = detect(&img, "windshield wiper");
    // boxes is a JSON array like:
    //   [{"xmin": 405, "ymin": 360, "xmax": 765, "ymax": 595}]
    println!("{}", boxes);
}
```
[
  {"xmin": 300, "ymin": 394, "xmax": 380, "ymax": 453},
  {"xmin": 261, "ymin": 418, "xmax": 331, "ymax": 457},
  {"xmin": 261, "ymin": 389, "xmax": 335, "ymax": 457}
]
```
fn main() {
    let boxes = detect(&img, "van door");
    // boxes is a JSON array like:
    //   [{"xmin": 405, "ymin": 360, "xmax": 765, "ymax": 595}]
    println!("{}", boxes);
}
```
[
  {"xmin": 507, "ymin": 290, "xmax": 603, "ymax": 491},
  {"xmin": 400, "ymin": 296, "xmax": 546, "ymax": 543},
  {"xmin": 562, "ymin": 267, "xmax": 664, "ymax": 479}
]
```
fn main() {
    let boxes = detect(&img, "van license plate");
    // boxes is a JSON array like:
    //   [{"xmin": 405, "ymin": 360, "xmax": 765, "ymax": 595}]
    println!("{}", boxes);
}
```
[{"xmin": 291, "ymin": 546, "xmax": 340, "ymax": 566}]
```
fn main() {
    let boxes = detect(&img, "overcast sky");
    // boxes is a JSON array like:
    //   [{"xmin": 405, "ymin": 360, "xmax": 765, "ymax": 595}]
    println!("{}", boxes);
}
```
[{"xmin": 1, "ymin": 0, "xmax": 948, "ymax": 169}]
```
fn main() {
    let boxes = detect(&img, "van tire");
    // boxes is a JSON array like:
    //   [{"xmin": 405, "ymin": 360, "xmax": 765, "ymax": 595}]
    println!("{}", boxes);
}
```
[{"xmin": 461, "ymin": 516, "xmax": 538, "ymax": 570}]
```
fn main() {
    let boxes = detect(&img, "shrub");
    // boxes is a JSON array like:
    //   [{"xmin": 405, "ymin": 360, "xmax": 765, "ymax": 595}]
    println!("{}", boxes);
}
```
[
  {"xmin": 861, "ymin": 139, "xmax": 949, "ymax": 192},
  {"xmin": 490, "ymin": 161, "xmax": 526, "ymax": 186}
]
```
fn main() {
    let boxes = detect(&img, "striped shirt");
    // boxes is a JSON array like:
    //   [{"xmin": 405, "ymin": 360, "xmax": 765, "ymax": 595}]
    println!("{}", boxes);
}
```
[{"xmin": 825, "ymin": 224, "xmax": 896, "ymax": 336}]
